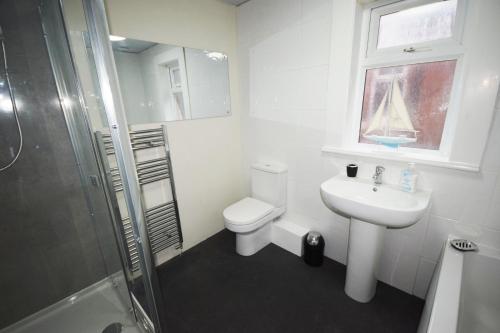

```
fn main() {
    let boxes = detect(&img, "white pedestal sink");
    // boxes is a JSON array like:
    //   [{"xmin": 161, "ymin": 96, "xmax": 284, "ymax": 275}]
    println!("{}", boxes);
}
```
[{"xmin": 320, "ymin": 175, "xmax": 431, "ymax": 303}]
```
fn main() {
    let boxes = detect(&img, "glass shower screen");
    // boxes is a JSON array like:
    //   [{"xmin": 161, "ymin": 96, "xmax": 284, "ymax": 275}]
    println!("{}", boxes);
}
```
[{"xmin": 42, "ymin": 0, "xmax": 168, "ymax": 332}]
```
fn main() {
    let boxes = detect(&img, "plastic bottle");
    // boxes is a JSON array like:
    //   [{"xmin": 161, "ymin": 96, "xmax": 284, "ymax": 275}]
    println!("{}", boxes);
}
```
[{"xmin": 399, "ymin": 162, "xmax": 418, "ymax": 193}]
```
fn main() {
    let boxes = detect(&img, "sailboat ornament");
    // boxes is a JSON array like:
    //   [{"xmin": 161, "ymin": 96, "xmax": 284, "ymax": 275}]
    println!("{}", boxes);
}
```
[{"xmin": 363, "ymin": 77, "xmax": 418, "ymax": 148}]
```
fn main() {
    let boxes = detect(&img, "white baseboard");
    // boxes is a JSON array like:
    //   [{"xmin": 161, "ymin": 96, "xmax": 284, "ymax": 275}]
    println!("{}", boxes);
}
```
[{"xmin": 271, "ymin": 218, "xmax": 309, "ymax": 256}]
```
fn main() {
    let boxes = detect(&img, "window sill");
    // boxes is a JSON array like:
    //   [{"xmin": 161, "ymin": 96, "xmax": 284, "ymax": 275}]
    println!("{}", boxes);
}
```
[{"xmin": 321, "ymin": 146, "xmax": 480, "ymax": 172}]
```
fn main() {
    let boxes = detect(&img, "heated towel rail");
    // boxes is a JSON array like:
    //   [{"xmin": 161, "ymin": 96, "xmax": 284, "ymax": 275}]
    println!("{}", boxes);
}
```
[{"xmin": 95, "ymin": 126, "xmax": 182, "ymax": 272}]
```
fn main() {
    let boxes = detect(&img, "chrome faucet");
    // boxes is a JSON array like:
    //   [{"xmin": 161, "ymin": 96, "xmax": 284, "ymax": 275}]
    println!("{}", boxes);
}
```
[{"xmin": 373, "ymin": 166, "xmax": 385, "ymax": 185}]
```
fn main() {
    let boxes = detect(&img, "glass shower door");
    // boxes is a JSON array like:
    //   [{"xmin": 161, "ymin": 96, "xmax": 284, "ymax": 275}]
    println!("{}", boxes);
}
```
[
  {"xmin": 0, "ymin": 0, "xmax": 137, "ymax": 332},
  {"xmin": 40, "ymin": 0, "xmax": 168, "ymax": 332}
]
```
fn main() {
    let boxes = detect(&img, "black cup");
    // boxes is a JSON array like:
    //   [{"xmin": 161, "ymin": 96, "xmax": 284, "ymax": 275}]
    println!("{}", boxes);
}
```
[{"xmin": 346, "ymin": 164, "xmax": 358, "ymax": 177}]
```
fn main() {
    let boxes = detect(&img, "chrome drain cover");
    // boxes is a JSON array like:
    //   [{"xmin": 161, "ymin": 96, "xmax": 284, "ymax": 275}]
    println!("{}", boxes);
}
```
[
  {"xmin": 451, "ymin": 239, "xmax": 478, "ymax": 252},
  {"xmin": 102, "ymin": 323, "xmax": 122, "ymax": 333}
]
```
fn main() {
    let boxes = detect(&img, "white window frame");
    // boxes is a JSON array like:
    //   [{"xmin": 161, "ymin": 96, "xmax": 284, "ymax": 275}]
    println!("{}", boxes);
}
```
[
  {"xmin": 348, "ymin": 0, "xmax": 467, "ymax": 158},
  {"xmin": 367, "ymin": 0, "xmax": 466, "ymax": 58}
]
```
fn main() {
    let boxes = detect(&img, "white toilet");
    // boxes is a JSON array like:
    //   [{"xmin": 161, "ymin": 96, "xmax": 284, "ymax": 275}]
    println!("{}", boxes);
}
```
[{"xmin": 223, "ymin": 162, "xmax": 287, "ymax": 256}]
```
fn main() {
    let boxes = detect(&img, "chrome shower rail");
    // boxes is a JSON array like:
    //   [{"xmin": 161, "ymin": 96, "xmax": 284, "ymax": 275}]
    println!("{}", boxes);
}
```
[{"xmin": 95, "ymin": 126, "xmax": 183, "ymax": 273}]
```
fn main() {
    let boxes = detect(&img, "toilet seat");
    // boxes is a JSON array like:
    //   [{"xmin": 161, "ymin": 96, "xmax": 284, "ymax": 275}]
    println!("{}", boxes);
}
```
[{"xmin": 223, "ymin": 197, "xmax": 274, "ymax": 233}]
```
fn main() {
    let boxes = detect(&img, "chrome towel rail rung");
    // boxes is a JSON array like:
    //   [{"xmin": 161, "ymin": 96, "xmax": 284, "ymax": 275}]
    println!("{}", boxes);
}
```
[
  {"xmin": 130, "ymin": 135, "xmax": 164, "ymax": 144},
  {"xmin": 122, "ymin": 201, "xmax": 176, "ymax": 221},
  {"xmin": 146, "ymin": 201, "xmax": 175, "ymax": 215},
  {"xmin": 147, "ymin": 207, "xmax": 176, "ymax": 220},
  {"xmin": 138, "ymin": 170, "xmax": 169, "ymax": 181},
  {"xmin": 130, "ymin": 135, "xmax": 163, "ymax": 141},
  {"xmin": 137, "ymin": 167, "xmax": 168, "ymax": 178},
  {"xmin": 136, "ymin": 162, "xmax": 167, "ymax": 172},
  {"xmin": 130, "ymin": 132, "xmax": 163, "ymax": 140},
  {"xmin": 111, "ymin": 173, "xmax": 170, "ymax": 192},
  {"xmin": 111, "ymin": 173, "xmax": 121, "ymax": 179},
  {"xmin": 148, "ymin": 221, "xmax": 178, "ymax": 234},
  {"xmin": 104, "ymin": 142, "xmax": 165, "ymax": 155},
  {"xmin": 129, "ymin": 128, "xmax": 163, "ymax": 135},
  {"xmin": 137, "ymin": 162, "xmax": 168, "ymax": 170},
  {"xmin": 151, "ymin": 235, "xmax": 179, "ymax": 250},
  {"xmin": 131, "ymin": 141, "xmax": 164, "ymax": 149},
  {"xmin": 150, "ymin": 236, "xmax": 178, "ymax": 249},
  {"xmin": 139, "ymin": 175, "xmax": 169, "ymax": 186},
  {"xmin": 152, "ymin": 237, "xmax": 180, "ymax": 253},
  {"xmin": 149, "ymin": 227, "xmax": 178, "ymax": 242},
  {"xmin": 136, "ymin": 157, "xmax": 168, "ymax": 166},
  {"xmin": 131, "ymin": 139, "xmax": 164, "ymax": 147},
  {"xmin": 148, "ymin": 217, "xmax": 178, "ymax": 232},
  {"xmin": 147, "ymin": 208, "xmax": 176, "ymax": 222},
  {"xmin": 148, "ymin": 215, "xmax": 177, "ymax": 229},
  {"xmin": 149, "ymin": 221, "xmax": 177, "ymax": 234}
]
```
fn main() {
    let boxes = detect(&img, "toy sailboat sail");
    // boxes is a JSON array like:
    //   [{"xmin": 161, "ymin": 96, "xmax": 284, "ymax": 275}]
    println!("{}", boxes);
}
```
[{"xmin": 363, "ymin": 78, "xmax": 418, "ymax": 148}]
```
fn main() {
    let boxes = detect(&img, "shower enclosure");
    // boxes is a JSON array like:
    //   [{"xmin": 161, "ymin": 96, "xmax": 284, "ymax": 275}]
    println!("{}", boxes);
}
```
[{"xmin": 0, "ymin": 0, "xmax": 174, "ymax": 332}]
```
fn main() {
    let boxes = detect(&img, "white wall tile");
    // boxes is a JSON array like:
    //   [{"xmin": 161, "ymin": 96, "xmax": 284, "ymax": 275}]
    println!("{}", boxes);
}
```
[
  {"xmin": 327, "ymin": 226, "xmax": 349, "ymax": 264},
  {"xmin": 238, "ymin": 0, "xmax": 301, "ymax": 47},
  {"xmin": 419, "ymin": 169, "xmax": 496, "ymax": 222},
  {"xmin": 299, "ymin": 18, "xmax": 332, "ymax": 67},
  {"xmin": 391, "ymin": 252, "xmax": 421, "ymax": 294},
  {"xmin": 249, "ymin": 25, "xmax": 302, "ymax": 72},
  {"xmin": 421, "ymin": 215, "xmax": 456, "ymax": 261},
  {"xmin": 455, "ymin": 224, "xmax": 500, "ymax": 250},
  {"xmin": 386, "ymin": 213, "xmax": 429, "ymax": 257},
  {"xmin": 239, "ymin": 0, "xmax": 500, "ymax": 298},
  {"xmin": 294, "ymin": 146, "xmax": 324, "ymax": 186},
  {"xmin": 297, "ymin": 108, "xmax": 327, "ymax": 131},
  {"xmin": 301, "ymin": 0, "xmax": 332, "ymax": 23},
  {"xmin": 459, "ymin": 172, "xmax": 498, "ymax": 225},
  {"xmin": 296, "ymin": 67, "xmax": 330, "ymax": 109},
  {"xmin": 377, "ymin": 231, "xmax": 406, "ymax": 286},
  {"xmin": 484, "ymin": 176, "xmax": 500, "ymax": 230},
  {"xmin": 413, "ymin": 258, "xmax": 437, "ymax": 299},
  {"xmin": 481, "ymin": 107, "xmax": 500, "ymax": 172}
]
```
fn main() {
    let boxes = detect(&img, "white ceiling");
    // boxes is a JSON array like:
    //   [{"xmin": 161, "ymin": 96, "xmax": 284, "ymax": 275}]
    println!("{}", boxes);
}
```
[
  {"xmin": 222, "ymin": 0, "xmax": 377, "ymax": 7},
  {"xmin": 111, "ymin": 39, "xmax": 157, "ymax": 54},
  {"xmin": 220, "ymin": 0, "xmax": 250, "ymax": 6}
]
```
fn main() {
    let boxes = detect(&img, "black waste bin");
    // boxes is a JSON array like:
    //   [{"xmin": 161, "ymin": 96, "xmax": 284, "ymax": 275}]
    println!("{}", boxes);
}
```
[{"xmin": 303, "ymin": 231, "xmax": 324, "ymax": 266}]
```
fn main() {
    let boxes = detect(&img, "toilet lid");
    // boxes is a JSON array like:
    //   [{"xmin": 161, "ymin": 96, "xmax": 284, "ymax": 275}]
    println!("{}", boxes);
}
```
[{"xmin": 223, "ymin": 197, "xmax": 274, "ymax": 225}]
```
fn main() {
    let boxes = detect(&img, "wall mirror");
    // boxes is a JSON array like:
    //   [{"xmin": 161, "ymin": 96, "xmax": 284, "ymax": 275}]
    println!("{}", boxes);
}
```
[{"xmin": 110, "ymin": 36, "xmax": 231, "ymax": 124}]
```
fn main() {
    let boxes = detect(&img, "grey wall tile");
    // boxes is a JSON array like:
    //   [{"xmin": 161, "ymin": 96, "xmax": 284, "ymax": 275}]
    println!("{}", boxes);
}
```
[{"xmin": 0, "ymin": 0, "xmax": 113, "ymax": 328}]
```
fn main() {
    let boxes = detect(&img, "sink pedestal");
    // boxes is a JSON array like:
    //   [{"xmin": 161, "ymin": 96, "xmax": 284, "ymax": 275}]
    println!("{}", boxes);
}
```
[
  {"xmin": 320, "ymin": 175, "xmax": 431, "ymax": 302},
  {"xmin": 345, "ymin": 218, "xmax": 385, "ymax": 303}
]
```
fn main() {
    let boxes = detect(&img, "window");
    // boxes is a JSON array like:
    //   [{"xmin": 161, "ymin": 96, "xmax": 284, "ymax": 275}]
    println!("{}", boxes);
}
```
[
  {"xmin": 360, "ymin": 60, "xmax": 457, "ymax": 150},
  {"xmin": 377, "ymin": 0, "xmax": 457, "ymax": 50},
  {"xmin": 356, "ymin": 0, "xmax": 465, "ymax": 152}
]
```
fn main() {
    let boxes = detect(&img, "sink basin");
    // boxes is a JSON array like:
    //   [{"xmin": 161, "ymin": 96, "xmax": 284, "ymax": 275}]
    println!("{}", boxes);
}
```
[
  {"xmin": 320, "ymin": 175, "xmax": 430, "ymax": 228},
  {"xmin": 320, "ymin": 174, "xmax": 431, "ymax": 303}
]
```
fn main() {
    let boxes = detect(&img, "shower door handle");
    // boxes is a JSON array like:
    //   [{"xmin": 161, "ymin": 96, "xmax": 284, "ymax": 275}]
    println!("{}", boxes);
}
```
[{"xmin": 89, "ymin": 175, "xmax": 101, "ymax": 187}]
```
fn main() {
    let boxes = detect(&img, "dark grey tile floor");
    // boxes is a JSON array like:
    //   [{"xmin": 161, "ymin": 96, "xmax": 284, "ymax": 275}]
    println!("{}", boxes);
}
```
[{"xmin": 158, "ymin": 229, "xmax": 424, "ymax": 333}]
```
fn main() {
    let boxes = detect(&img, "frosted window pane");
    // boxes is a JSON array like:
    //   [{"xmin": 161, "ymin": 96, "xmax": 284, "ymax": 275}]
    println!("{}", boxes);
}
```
[
  {"xmin": 359, "ymin": 60, "xmax": 457, "ymax": 150},
  {"xmin": 377, "ymin": 0, "xmax": 457, "ymax": 49}
]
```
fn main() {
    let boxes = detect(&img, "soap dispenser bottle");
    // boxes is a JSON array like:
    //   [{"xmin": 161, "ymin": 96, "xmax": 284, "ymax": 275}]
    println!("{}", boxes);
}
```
[{"xmin": 399, "ymin": 162, "xmax": 418, "ymax": 193}]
